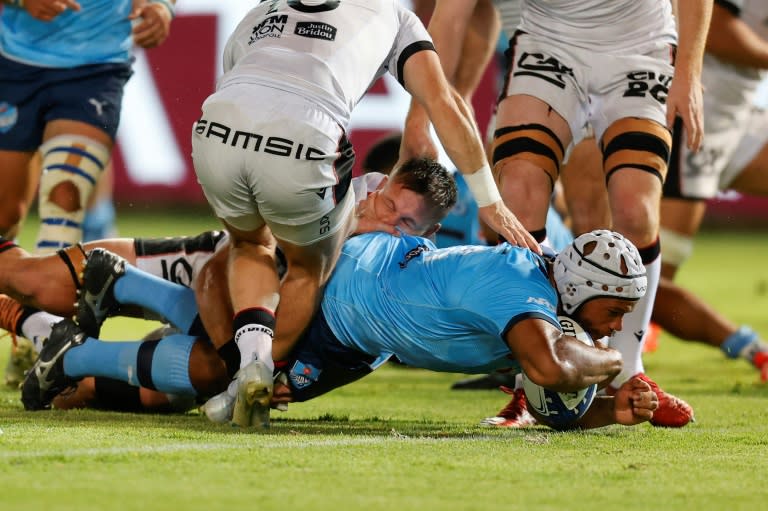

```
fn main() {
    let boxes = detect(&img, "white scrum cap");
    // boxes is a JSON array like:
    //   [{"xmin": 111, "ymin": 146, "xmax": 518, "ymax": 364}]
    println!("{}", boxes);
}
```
[{"xmin": 554, "ymin": 230, "xmax": 647, "ymax": 314}]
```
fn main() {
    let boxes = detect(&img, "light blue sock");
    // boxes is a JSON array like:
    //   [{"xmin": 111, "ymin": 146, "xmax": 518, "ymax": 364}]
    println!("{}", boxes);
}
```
[
  {"xmin": 114, "ymin": 264, "xmax": 199, "ymax": 333},
  {"xmin": 63, "ymin": 337, "xmax": 142, "ymax": 386},
  {"xmin": 63, "ymin": 334, "xmax": 197, "ymax": 395},
  {"xmin": 720, "ymin": 326, "xmax": 758, "ymax": 359},
  {"xmin": 149, "ymin": 334, "xmax": 197, "ymax": 395}
]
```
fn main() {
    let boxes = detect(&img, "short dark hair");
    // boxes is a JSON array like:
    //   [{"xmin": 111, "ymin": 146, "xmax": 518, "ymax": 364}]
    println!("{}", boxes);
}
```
[{"xmin": 391, "ymin": 158, "xmax": 457, "ymax": 221}]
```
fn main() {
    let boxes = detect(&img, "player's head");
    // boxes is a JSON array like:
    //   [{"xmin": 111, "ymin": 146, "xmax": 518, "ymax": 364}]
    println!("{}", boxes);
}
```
[
  {"xmin": 361, "ymin": 131, "xmax": 402, "ymax": 175},
  {"xmin": 553, "ymin": 230, "xmax": 647, "ymax": 339},
  {"xmin": 370, "ymin": 157, "xmax": 457, "ymax": 237}
]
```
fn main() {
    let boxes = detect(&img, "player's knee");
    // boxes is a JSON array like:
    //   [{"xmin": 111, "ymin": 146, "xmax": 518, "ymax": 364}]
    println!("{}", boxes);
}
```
[
  {"xmin": 36, "ymin": 135, "xmax": 110, "ymax": 250},
  {"xmin": 659, "ymin": 227, "xmax": 694, "ymax": 268},
  {"xmin": 492, "ymin": 123, "xmax": 566, "ymax": 191},
  {"xmin": 602, "ymin": 119, "xmax": 671, "ymax": 184}
]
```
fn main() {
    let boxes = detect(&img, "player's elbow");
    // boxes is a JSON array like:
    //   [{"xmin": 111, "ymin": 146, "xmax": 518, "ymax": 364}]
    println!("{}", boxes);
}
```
[{"xmin": 521, "ymin": 357, "xmax": 575, "ymax": 392}]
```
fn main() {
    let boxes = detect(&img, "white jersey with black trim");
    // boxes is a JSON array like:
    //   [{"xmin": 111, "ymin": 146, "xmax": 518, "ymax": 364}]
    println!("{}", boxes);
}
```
[
  {"xmin": 134, "ymin": 173, "xmax": 386, "ymax": 286},
  {"xmin": 218, "ymin": 0, "xmax": 433, "ymax": 128},
  {"xmin": 519, "ymin": 0, "xmax": 676, "ymax": 53},
  {"xmin": 703, "ymin": 0, "xmax": 768, "ymax": 111}
]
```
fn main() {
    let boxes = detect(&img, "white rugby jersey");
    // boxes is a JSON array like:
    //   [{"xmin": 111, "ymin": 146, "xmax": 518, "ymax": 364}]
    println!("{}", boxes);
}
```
[
  {"xmin": 218, "ymin": 0, "xmax": 433, "ymax": 128},
  {"xmin": 519, "ymin": 0, "xmax": 676, "ymax": 53},
  {"xmin": 703, "ymin": 0, "xmax": 768, "ymax": 110}
]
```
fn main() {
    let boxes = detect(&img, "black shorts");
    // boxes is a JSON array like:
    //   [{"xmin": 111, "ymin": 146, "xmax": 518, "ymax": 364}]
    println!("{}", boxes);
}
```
[
  {"xmin": 0, "ymin": 54, "xmax": 132, "ymax": 150},
  {"xmin": 283, "ymin": 310, "xmax": 380, "ymax": 402}
]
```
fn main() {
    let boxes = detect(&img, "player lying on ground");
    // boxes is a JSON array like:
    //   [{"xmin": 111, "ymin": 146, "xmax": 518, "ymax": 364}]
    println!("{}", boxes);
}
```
[
  {"xmin": 0, "ymin": 159, "xmax": 457, "ymax": 411},
  {"xmin": 19, "ymin": 229, "xmax": 658, "ymax": 430}
]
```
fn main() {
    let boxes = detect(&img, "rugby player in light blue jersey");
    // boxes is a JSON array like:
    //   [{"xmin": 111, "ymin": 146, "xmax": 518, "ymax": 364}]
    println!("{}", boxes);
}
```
[
  {"xmin": 0, "ymin": 0, "xmax": 176, "ymax": 385},
  {"xmin": 21, "ymin": 225, "xmax": 658, "ymax": 430},
  {"xmin": 0, "ymin": 0, "xmax": 175, "ymax": 249}
]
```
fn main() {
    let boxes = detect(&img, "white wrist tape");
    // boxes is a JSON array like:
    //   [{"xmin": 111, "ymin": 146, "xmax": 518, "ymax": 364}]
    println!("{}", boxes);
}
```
[{"xmin": 463, "ymin": 164, "xmax": 501, "ymax": 207}]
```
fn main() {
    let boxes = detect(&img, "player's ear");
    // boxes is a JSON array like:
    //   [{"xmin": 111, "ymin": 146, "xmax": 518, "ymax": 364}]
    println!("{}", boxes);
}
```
[{"xmin": 423, "ymin": 223, "xmax": 440, "ymax": 238}]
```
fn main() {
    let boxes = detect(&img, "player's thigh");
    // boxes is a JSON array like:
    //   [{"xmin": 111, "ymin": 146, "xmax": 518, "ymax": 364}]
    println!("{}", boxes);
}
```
[
  {"xmin": 271, "ymin": 191, "xmax": 355, "ymax": 283},
  {"xmin": 43, "ymin": 119, "xmax": 113, "ymax": 148},
  {"xmin": 594, "ymin": 48, "xmax": 673, "ymax": 142},
  {"xmin": 560, "ymin": 134, "xmax": 610, "ymax": 234},
  {"xmin": 498, "ymin": 33, "xmax": 586, "ymax": 142}
]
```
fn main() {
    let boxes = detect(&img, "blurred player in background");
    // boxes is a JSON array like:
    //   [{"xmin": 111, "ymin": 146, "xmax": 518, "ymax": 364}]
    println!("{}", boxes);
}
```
[
  {"xmin": 484, "ymin": 0, "xmax": 711, "ymax": 427},
  {"xmin": 0, "ymin": 0, "xmax": 177, "ymax": 385},
  {"xmin": 657, "ymin": 0, "xmax": 768, "ymax": 376}
]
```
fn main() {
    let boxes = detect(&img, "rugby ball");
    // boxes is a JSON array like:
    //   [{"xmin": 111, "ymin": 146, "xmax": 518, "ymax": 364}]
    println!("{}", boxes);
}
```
[{"xmin": 521, "ymin": 316, "xmax": 598, "ymax": 428}]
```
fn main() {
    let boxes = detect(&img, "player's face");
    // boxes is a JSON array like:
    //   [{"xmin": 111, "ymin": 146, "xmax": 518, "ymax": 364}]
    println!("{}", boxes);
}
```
[
  {"xmin": 371, "ymin": 178, "xmax": 435, "ymax": 236},
  {"xmin": 573, "ymin": 297, "xmax": 636, "ymax": 340}
]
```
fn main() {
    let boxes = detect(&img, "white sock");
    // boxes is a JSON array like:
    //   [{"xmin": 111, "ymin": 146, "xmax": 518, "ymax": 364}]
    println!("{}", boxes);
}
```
[
  {"xmin": 234, "ymin": 329, "xmax": 274, "ymax": 372},
  {"xmin": 608, "ymin": 253, "xmax": 660, "ymax": 387},
  {"xmin": 20, "ymin": 311, "xmax": 63, "ymax": 353}
]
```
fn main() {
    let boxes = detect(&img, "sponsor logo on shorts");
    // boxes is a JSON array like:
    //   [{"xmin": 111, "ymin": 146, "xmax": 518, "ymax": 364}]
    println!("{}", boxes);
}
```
[
  {"xmin": 295, "ymin": 21, "xmax": 337, "ymax": 41},
  {"xmin": 249, "ymin": 14, "xmax": 288, "ymax": 43},
  {"xmin": 622, "ymin": 71, "xmax": 671, "ymax": 104},
  {"xmin": 88, "ymin": 98, "xmax": 108, "ymax": 117},
  {"xmin": 319, "ymin": 214, "xmax": 331, "ymax": 236},
  {"xmin": 289, "ymin": 360, "xmax": 321, "ymax": 389},
  {"xmin": 0, "ymin": 102, "xmax": 18, "ymax": 133},
  {"xmin": 514, "ymin": 52, "xmax": 574, "ymax": 89},
  {"xmin": 195, "ymin": 119, "xmax": 325, "ymax": 161}
]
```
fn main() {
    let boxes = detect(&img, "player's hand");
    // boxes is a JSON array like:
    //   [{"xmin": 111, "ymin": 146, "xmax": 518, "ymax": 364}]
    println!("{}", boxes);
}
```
[
  {"xmin": 612, "ymin": 375, "xmax": 658, "ymax": 426},
  {"xmin": 352, "ymin": 194, "xmax": 399, "ymax": 236},
  {"xmin": 666, "ymin": 73, "xmax": 704, "ymax": 152},
  {"xmin": 130, "ymin": 0, "xmax": 173, "ymax": 49},
  {"xmin": 478, "ymin": 201, "xmax": 541, "ymax": 255},
  {"xmin": 271, "ymin": 379, "xmax": 293, "ymax": 408},
  {"xmin": 24, "ymin": 0, "xmax": 81, "ymax": 22}
]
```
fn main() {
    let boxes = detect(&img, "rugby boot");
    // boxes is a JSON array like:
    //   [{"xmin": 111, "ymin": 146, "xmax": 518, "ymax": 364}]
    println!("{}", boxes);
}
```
[
  {"xmin": 479, "ymin": 386, "xmax": 537, "ymax": 428},
  {"xmin": 231, "ymin": 359, "xmax": 273, "ymax": 429},
  {"xmin": 21, "ymin": 318, "xmax": 85, "ymax": 411},
  {"xmin": 76, "ymin": 248, "xmax": 126, "ymax": 337},
  {"xmin": 618, "ymin": 373, "xmax": 694, "ymax": 428}
]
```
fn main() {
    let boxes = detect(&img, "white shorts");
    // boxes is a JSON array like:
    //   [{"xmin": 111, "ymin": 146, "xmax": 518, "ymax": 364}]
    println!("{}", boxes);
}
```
[
  {"xmin": 502, "ymin": 33, "xmax": 673, "ymax": 144},
  {"xmin": 667, "ymin": 104, "xmax": 768, "ymax": 200},
  {"xmin": 192, "ymin": 84, "xmax": 355, "ymax": 245}
]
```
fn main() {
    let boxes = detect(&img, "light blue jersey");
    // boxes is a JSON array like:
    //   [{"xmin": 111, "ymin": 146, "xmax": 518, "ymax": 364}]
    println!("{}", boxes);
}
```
[
  {"xmin": 434, "ymin": 172, "xmax": 485, "ymax": 248},
  {"xmin": 322, "ymin": 232, "xmax": 560, "ymax": 374},
  {"xmin": 0, "ymin": 0, "xmax": 134, "ymax": 67}
]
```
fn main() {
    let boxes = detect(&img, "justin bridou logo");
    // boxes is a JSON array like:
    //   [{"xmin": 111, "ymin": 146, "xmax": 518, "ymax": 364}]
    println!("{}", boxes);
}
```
[{"xmin": 295, "ymin": 21, "xmax": 336, "ymax": 41}]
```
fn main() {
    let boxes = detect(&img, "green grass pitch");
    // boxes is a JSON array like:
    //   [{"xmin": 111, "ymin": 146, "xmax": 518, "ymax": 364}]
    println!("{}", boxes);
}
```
[{"xmin": 1, "ymin": 211, "xmax": 767, "ymax": 511}]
